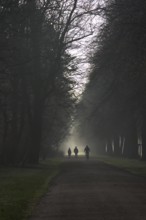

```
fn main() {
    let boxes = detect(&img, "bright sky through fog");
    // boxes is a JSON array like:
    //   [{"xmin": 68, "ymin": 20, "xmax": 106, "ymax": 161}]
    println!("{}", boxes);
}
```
[
  {"xmin": 68, "ymin": 0, "xmax": 104, "ymax": 97},
  {"xmin": 60, "ymin": 0, "xmax": 104, "ymax": 155}
]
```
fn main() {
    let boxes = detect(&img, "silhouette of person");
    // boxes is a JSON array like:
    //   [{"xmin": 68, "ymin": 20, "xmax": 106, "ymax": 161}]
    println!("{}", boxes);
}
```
[
  {"xmin": 74, "ymin": 146, "xmax": 79, "ymax": 157},
  {"xmin": 68, "ymin": 148, "xmax": 71, "ymax": 158},
  {"xmin": 84, "ymin": 145, "xmax": 90, "ymax": 159}
]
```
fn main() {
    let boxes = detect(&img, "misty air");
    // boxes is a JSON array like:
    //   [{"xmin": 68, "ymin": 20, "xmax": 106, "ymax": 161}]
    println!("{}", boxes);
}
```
[{"xmin": 0, "ymin": 0, "xmax": 146, "ymax": 220}]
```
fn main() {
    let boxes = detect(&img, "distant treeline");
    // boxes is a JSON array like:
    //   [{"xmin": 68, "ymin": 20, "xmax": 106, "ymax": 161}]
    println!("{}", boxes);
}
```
[
  {"xmin": 0, "ymin": 0, "xmax": 101, "ymax": 166},
  {"xmin": 0, "ymin": 0, "xmax": 77, "ymax": 165},
  {"xmin": 78, "ymin": 0, "xmax": 146, "ymax": 160}
]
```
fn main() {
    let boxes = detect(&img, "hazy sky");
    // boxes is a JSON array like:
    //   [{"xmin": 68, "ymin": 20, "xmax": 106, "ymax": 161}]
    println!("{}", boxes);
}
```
[
  {"xmin": 68, "ymin": 0, "xmax": 104, "ymax": 97},
  {"xmin": 61, "ymin": 0, "xmax": 104, "ymax": 154}
]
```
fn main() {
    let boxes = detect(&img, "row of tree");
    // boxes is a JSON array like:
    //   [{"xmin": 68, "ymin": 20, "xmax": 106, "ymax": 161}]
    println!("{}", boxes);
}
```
[
  {"xmin": 0, "ymin": 0, "xmax": 99, "ymax": 165},
  {"xmin": 77, "ymin": 0, "xmax": 146, "ymax": 160}
]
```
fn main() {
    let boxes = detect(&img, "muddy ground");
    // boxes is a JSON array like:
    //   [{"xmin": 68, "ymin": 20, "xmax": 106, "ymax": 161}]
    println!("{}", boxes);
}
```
[{"xmin": 29, "ymin": 158, "xmax": 146, "ymax": 220}]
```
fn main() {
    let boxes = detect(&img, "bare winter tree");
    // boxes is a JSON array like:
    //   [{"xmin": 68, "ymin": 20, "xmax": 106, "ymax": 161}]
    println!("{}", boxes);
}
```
[
  {"xmin": 0, "ymin": 0, "xmax": 103, "ymax": 165},
  {"xmin": 77, "ymin": 0, "xmax": 146, "ymax": 159}
]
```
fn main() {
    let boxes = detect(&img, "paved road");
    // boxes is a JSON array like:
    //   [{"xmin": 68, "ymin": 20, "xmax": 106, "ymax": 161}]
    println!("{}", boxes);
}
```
[{"xmin": 29, "ymin": 158, "xmax": 146, "ymax": 220}]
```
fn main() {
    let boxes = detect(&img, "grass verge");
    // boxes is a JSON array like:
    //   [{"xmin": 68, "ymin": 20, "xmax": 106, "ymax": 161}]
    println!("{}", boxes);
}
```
[
  {"xmin": 97, "ymin": 156, "xmax": 146, "ymax": 177},
  {"xmin": 0, "ymin": 159, "xmax": 62, "ymax": 220}
]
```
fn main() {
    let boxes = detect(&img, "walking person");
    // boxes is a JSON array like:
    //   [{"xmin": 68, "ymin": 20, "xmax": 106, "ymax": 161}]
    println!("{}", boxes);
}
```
[
  {"xmin": 84, "ymin": 145, "xmax": 90, "ymax": 159},
  {"xmin": 74, "ymin": 146, "xmax": 79, "ymax": 158},
  {"xmin": 68, "ymin": 148, "xmax": 72, "ymax": 158}
]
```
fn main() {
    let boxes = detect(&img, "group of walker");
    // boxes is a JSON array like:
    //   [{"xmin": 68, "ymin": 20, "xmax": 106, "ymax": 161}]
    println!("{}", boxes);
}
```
[{"xmin": 67, "ymin": 145, "xmax": 90, "ymax": 159}]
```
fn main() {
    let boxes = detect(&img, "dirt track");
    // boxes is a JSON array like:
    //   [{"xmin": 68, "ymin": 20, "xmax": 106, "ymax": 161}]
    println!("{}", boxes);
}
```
[{"xmin": 29, "ymin": 158, "xmax": 146, "ymax": 220}]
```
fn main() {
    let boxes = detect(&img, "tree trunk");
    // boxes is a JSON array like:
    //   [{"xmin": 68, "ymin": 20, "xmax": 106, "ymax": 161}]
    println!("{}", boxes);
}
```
[
  {"xmin": 106, "ymin": 138, "xmax": 113, "ymax": 155},
  {"xmin": 141, "ymin": 111, "xmax": 146, "ymax": 160},
  {"xmin": 113, "ymin": 135, "xmax": 121, "ymax": 156},
  {"xmin": 123, "ymin": 123, "xmax": 138, "ymax": 158},
  {"xmin": 29, "ymin": 106, "xmax": 42, "ymax": 164},
  {"xmin": 26, "ymin": 4, "xmax": 43, "ymax": 164},
  {"xmin": 0, "ymin": 110, "xmax": 9, "ymax": 164}
]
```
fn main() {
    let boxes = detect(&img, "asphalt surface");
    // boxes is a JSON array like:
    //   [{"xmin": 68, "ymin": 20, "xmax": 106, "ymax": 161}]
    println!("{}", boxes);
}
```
[{"xmin": 29, "ymin": 158, "xmax": 146, "ymax": 220}]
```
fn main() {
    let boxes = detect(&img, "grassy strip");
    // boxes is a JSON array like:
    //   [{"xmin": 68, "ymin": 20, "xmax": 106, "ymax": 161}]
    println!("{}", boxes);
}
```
[
  {"xmin": 0, "ymin": 159, "xmax": 62, "ymax": 220},
  {"xmin": 97, "ymin": 156, "xmax": 146, "ymax": 176}
]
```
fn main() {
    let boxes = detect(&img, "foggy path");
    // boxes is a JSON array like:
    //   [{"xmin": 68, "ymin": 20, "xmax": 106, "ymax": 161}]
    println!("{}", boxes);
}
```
[{"xmin": 29, "ymin": 159, "xmax": 146, "ymax": 220}]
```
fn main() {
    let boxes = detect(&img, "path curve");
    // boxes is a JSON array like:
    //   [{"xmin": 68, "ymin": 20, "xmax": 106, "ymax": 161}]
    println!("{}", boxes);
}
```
[{"xmin": 29, "ymin": 158, "xmax": 146, "ymax": 220}]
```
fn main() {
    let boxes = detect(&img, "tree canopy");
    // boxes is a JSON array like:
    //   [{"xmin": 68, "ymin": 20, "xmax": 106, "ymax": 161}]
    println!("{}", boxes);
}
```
[
  {"xmin": 0, "ymin": 0, "xmax": 101, "ymax": 165},
  {"xmin": 77, "ymin": 0, "xmax": 146, "ymax": 159}
]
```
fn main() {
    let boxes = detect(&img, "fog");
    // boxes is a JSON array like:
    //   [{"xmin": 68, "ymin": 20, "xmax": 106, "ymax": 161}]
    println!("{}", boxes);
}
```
[{"xmin": 60, "ymin": 123, "xmax": 102, "ymax": 157}]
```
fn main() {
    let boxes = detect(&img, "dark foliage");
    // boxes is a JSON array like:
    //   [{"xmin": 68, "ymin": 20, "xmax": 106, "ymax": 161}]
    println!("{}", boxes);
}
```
[{"xmin": 78, "ymin": 0, "xmax": 146, "ymax": 159}]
